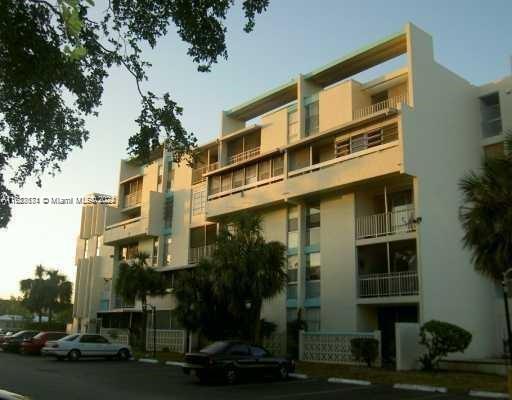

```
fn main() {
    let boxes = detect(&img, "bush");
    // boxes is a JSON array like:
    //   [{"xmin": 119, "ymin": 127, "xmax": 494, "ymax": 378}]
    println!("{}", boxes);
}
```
[
  {"xmin": 419, "ymin": 320, "xmax": 472, "ymax": 371},
  {"xmin": 350, "ymin": 338, "xmax": 379, "ymax": 367}
]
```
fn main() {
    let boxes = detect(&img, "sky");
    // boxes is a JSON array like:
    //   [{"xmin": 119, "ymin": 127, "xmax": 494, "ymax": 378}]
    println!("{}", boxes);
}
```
[{"xmin": 1, "ymin": 0, "xmax": 511, "ymax": 299}]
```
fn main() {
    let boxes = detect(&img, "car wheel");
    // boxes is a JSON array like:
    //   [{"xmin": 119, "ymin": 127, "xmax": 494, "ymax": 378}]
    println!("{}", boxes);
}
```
[
  {"xmin": 68, "ymin": 349, "xmax": 81, "ymax": 361},
  {"xmin": 117, "ymin": 348, "xmax": 130, "ymax": 361},
  {"xmin": 278, "ymin": 364, "xmax": 289, "ymax": 380},
  {"xmin": 225, "ymin": 367, "xmax": 237, "ymax": 385}
]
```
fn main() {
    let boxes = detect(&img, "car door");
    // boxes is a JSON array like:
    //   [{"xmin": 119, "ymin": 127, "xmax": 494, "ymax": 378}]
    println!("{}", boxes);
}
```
[
  {"xmin": 93, "ymin": 335, "xmax": 112, "ymax": 356},
  {"xmin": 227, "ymin": 344, "xmax": 255, "ymax": 372},
  {"xmin": 78, "ymin": 334, "xmax": 97, "ymax": 356},
  {"xmin": 250, "ymin": 346, "xmax": 275, "ymax": 373}
]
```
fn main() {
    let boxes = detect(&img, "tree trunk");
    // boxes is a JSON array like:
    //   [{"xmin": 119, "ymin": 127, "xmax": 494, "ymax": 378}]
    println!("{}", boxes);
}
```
[
  {"xmin": 252, "ymin": 300, "xmax": 263, "ymax": 344},
  {"xmin": 48, "ymin": 308, "xmax": 53, "ymax": 326},
  {"xmin": 141, "ymin": 297, "xmax": 147, "ymax": 352},
  {"xmin": 38, "ymin": 312, "xmax": 42, "ymax": 324}
]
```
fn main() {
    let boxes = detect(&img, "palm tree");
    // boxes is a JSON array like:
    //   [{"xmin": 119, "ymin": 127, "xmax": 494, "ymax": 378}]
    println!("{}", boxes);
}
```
[
  {"xmin": 174, "ymin": 213, "xmax": 287, "ymax": 343},
  {"xmin": 459, "ymin": 133, "xmax": 512, "ymax": 280},
  {"xmin": 115, "ymin": 252, "xmax": 168, "ymax": 347},
  {"xmin": 44, "ymin": 269, "xmax": 72, "ymax": 325}
]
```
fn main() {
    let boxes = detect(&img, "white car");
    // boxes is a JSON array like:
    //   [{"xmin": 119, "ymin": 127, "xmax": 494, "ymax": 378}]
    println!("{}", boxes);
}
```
[{"xmin": 42, "ymin": 333, "xmax": 131, "ymax": 361}]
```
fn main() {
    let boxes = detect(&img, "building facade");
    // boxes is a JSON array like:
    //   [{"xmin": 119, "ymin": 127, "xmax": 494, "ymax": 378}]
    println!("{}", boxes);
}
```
[{"xmin": 72, "ymin": 23, "xmax": 512, "ymax": 360}]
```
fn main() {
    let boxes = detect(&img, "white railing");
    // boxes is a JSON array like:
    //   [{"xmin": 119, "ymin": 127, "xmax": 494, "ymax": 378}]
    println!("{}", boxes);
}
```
[
  {"xmin": 359, "ymin": 271, "xmax": 419, "ymax": 298},
  {"xmin": 124, "ymin": 191, "xmax": 142, "ymax": 208},
  {"xmin": 191, "ymin": 163, "xmax": 219, "ymax": 185},
  {"xmin": 353, "ymin": 93, "xmax": 408, "ymax": 120},
  {"xmin": 188, "ymin": 244, "xmax": 215, "ymax": 264},
  {"xmin": 356, "ymin": 206, "xmax": 415, "ymax": 240},
  {"xmin": 146, "ymin": 329, "xmax": 186, "ymax": 353},
  {"xmin": 300, "ymin": 330, "xmax": 381, "ymax": 365},
  {"xmin": 228, "ymin": 147, "xmax": 260, "ymax": 165},
  {"xmin": 100, "ymin": 328, "xmax": 130, "ymax": 345}
]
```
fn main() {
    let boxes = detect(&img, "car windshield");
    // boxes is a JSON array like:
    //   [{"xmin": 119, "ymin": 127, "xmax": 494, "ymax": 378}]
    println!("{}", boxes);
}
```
[
  {"xmin": 60, "ymin": 334, "xmax": 79, "ymax": 342},
  {"xmin": 33, "ymin": 332, "xmax": 46, "ymax": 339},
  {"xmin": 11, "ymin": 331, "xmax": 28, "ymax": 338},
  {"xmin": 200, "ymin": 341, "xmax": 230, "ymax": 354}
]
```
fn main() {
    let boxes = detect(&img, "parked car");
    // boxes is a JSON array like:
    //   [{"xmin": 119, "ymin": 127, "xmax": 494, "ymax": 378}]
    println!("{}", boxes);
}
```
[
  {"xmin": 0, "ymin": 388, "xmax": 30, "ymax": 400},
  {"xmin": 1, "ymin": 331, "xmax": 39, "ymax": 353},
  {"xmin": 20, "ymin": 331, "xmax": 68, "ymax": 355},
  {"xmin": 0, "ymin": 329, "xmax": 21, "ymax": 345},
  {"xmin": 42, "ymin": 333, "xmax": 131, "ymax": 361},
  {"xmin": 183, "ymin": 340, "xmax": 295, "ymax": 384}
]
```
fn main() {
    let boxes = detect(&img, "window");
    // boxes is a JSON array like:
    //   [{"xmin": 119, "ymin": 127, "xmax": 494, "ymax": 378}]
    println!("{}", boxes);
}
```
[
  {"xmin": 306, "ymin": 204, "xmax": 320, "ymax": 246},
  {"xmin": 84, "ymin": 239, "xmax": 89, "ymax": 258},
  {"xmin": 63, "ymin": 334, "xmax": 79, "ymax": 341},
  {"xmin": 287, "ymin": 206, "xmax": 299, "ymax": 250},
  {"xmin": 228, "ymin": 343, "xmax": 250, "ymax": 356},
  {"xmin": 251, "ymin": 346, "xmax": 268, "ymax": 357},
  {"xmin": 163, "ymin": 235, "xmax": 172, "ymax": 265},
  {"xmin": 287, "ymin": 256, "xmax": 298, "ymax": 301},
  {"xmin": 305, "ymin": 100, "xmax": 319, "ymax": 136},
  {"xmin": 157, "ymin": 164, "xmax": 163, "ymax": 192},
  {"xmin": 152, "ymin": 238, "xmax": 159, "ymax": 266},
  {"xmin": 272, "ymin": 155, "xmax": 284, "ymax": 176},
  {"xmin": 164, "ymin": 197, "xmax": 173, "ymax": 229},
  {"xmin": 210, "ymin": 176, "xmax": 221, "ymax": 195},
  {"xmin": 480, "ymin": 92, "xmax": 502, "ymax": 137},
  {"xmin": 288, "ymin": 107, "xmax": 299, "ymax": 143},
  {"xmin": 484, "ymin": 142, "xmax": 505, "ymax": 159},
  {"xmin": 80, "ymin": 334, "xmax": 98, "ymax": 343},
  {"xmin": 233, "ymin": 169, "xmax": 244, "ymax": 188},
  {"xmin": 192, "ymin": 187, "xmax": 206, "ymax": 216},
  {"xmin": 96, "ymin": 235, "xmax": 102, "ymax": 257},
  {"xmin": 258, "ymin": 159, "xmax": 271, "ymax": 180},
  {"xmin": 305, "ymin": 308, "xmax": 320, "ymax": 332},
  {"xmin": 306, "ymin": 253, "xmax": 321, "ymax": 281},
  {"xmin": 221, "ymin": 173, "xmax": 232, "ymax": 192},
  {"xmin": 245, "ymin": 164, "xmax": 257, "ymax": 185},
  {"xmin": 371, "ymin": 91, "xmax": 388, "ymax": 104},
  {"xmin": 121, "ymin": 243, "xmax": 138, "ymax": 260}
]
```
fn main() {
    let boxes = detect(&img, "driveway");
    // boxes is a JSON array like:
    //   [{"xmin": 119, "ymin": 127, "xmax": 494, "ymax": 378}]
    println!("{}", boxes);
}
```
[{"xmin": 0, "ymin": 352, "xmax": 497, "ymax": 400}]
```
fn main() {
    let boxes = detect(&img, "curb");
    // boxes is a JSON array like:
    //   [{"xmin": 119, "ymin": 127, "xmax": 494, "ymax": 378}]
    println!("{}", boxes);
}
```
[
  {"xmin": 469, "ymin": 390, "xmax": 509, "ymax": 399},
  {"xmin": 138, "ymin": 358, "xmax": 159, "ymax": 364},
  {"xmin": 165, "ymin": 361, "xmax": 185, "ymax": 367},
  {"xmin": 289, "ymin": 373, "xmax": 308, "ymax": 380},
  {"xmin": 393, "ymin": 383, "xmax": 447, "ymax": 393},
  {"xmin": 328, "ymin": 377, "xmax": 371, "ymax": 386}
]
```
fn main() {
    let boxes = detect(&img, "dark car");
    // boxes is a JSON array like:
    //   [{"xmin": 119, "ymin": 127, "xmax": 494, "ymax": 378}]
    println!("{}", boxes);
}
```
[
  {"xmin": 20, "ymin": 331, "xmax": 68, "ymax": 355},
  {"xmin": 1, "ymin": 331, "xmax": 39, "ymax": 353},
  {"xmin": 183, "ymin": 341, "xmax": 295, "ymax": 384},
  {"xmin": 0, "ymin": 388, "xmax": 30, "ymax": 400},
  {"xmin": 0, "ymin": 330, "xmax": 21, "ymax": 345}
]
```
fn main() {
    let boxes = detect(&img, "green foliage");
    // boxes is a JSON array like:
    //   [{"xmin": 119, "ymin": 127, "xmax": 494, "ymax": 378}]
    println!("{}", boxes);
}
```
[
  {"xmin": 0, "ymin": 0, "xmax": 269, "ymax": 228},
  {"xmin": 286, "ymin": 309, "xmax": 307, "ymax": 359},
  {"xmin": 19, "ymin": 265, "xmax": 72, "ymax": 324},
  {"xmin": 350, "ymin": 338, "xmax": 379, "ymax": 367},
  {"xmin": 459, "ymin": 132, "xmax": 512, "ymax": 280},
  {"xmin": 419, "ymin": 320, "xmax": 472, "ymax": 371},
  {"xmin": 0, "ymin": 297, "xmax": 31, "ymax": 318},
  {"xmin": 173, "ymin": 213, "xmax": 287, "ymax": 343}
]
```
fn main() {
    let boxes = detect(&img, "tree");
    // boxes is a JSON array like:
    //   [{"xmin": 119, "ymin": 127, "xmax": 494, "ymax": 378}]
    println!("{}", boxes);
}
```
[
  {"xmin": 19, "ymin": 265, "xmax": 72, "ymax": 324},
  {"xmin": 0, "ymin": 0, "xmax": 269, "ymax": 228},
  {"xmin": 115, "ymin": 252, "xmax": 168, "ymax": 347},
  {"xmin": 459, "ymin": 133, "xmax": 512, "ymax": 280},
  {"xmin": 174, "ymin": 213, "xmax": 287, "ymax": 343}
]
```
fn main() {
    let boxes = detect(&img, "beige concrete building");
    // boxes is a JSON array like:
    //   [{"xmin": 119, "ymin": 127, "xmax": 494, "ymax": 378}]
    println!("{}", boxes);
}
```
[{"xmin": 73, "ymin": 23, "xmax": 511, "ymax": 361}]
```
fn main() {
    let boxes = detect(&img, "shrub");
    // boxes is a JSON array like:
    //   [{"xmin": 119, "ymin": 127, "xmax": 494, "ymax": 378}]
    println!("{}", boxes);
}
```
[
  {"xmin": 350, "ymin": 338, "xmax": 379, "ymax": 367},
  {"xmin": 419, "ymin": 320, "xmax": 472, "ymax": 371}
]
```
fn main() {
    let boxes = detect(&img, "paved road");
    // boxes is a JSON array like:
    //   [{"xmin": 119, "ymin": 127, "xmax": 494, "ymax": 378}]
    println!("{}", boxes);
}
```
[{"xmin": 0, "ymin": 351, "xmax": 495, "ymax": 400}]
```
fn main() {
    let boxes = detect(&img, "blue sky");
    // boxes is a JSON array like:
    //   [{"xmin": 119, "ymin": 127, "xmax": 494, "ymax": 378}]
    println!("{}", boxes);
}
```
[{"xmin": 1, "ymin": 0, "xmax": 511, "ymax": 298}]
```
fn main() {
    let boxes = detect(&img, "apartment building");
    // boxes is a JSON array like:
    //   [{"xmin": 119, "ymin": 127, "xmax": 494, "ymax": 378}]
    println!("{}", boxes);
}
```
[{"xmin": 72, "ymin": 23, "xmax": 512, "ymax": 361}]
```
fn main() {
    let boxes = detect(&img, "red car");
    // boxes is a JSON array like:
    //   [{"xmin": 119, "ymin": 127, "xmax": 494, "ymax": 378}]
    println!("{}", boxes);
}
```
[{"xmin": 20, "ymin": 331, "xmax": 68, "ymax": 355}]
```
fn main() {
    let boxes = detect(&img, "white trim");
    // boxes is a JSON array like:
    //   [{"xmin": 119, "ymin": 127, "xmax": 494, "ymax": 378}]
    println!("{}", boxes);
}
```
[
  {"xmin": 139, "ymin": 358, "xmax": 159, "ymax": 364},
  {"xmin": 393, "ymin": 383, "xmax": 447, "ymax": 393},
  {"xmin": 289, "ymin": 373, "xmax": 308, "ymax": 380},
  {"xmin": 469, "ymin": 390, "xmax": 508, "ymax": 399},
  {"xmin": 328, "ymin": 378, "xmax": 371, "ymax": 386}
]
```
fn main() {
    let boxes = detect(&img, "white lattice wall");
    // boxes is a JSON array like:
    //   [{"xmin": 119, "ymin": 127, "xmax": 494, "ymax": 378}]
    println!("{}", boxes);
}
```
[
  {"xmin": 100, "ymin": 328, "xmax": 130, "ymax": 345},
  {"xmin": 146, "ymin": 329, "xmax": 186, "ymax": 353},
  {"xmin": 299, "ymin": 331, "xmax": 381, "ymax": 365},
  {"xmin": 263, "ymin": 332, "xmax": 287, "ymax": 356}
]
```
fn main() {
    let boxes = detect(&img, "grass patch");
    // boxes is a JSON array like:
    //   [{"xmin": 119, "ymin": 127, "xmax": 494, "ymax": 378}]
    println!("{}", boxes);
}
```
[
  {"xmin": 296, "ymin": 361, "xmax": 506, "ymax": 393},
  {"xmin": 132, "ymin": 350, "xmax": 184, "ymax": 363}
]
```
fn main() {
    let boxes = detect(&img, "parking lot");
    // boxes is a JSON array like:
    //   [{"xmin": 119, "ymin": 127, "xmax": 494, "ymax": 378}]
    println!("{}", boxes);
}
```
[{"xmin": 0, "ymin": 351, "xmax": 499, "ymax": 400}]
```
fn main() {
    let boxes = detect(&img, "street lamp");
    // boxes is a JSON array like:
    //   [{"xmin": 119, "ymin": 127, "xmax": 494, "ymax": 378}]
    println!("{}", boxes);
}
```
[
  {"xmin": 502, "ymin": 269, "xmax": 512, "ymax": 366},
  {"xmin": 142, "ymin": 303, "xmax": 157, "ymax": 359}
]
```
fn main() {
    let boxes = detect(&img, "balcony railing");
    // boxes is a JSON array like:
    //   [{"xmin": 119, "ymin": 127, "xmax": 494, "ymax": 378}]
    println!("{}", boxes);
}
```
[
  {"xmin": 359, "ymin": 270, "xmax": 419, "ymax": 298},
  {"xmin": 192, "ymin": 162, "xmax": 219, "ymax": 185},
  {"xmin": 228, "ymin": 147, "xmax": 260, "ymax": 165},
  {"xmin": 353, "ymin": 93, "xmax": 408, "ymax": 120},
  {"xmin": 356, "ymin": 206, "xmax": 415, "ymax": 240},
  {"xmin": 188, "ymin": 244, "xmax": 215, "ymax": 264},
  {"xmin": 124, "ymin": 191, "xmax": 142, "ymax": 208}
]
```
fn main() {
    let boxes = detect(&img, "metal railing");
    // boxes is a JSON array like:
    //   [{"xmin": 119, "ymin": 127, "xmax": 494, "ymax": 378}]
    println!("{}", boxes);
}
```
[
  {"xmin": 123, "ymin": 191, "xmax": 142, "ymax": 208},
  {"xmin": 358, "ymin": 270, "xmax": 419, "ymax": 298},
  {"xmin": 188, "ymin": 244, "xmax": 215, "ymax": 264},
  {"xmin": 356, "ymin": 206, "xmax": 415, "ymax": 240},
  {"xmin": 191, "ymin": 163, "xmax": 220, "ymax": 185},
  {"xmin": 228, "ymin": 147, "xmax": 260, "ymax": 165},
  {"xmin": 353, "ymin": 93, "xmax": 408, "ymax": 120}
]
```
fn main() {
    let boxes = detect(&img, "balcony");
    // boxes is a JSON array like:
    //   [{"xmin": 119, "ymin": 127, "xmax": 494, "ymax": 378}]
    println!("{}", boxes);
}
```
[
  {"xmin": 124, "ymin": 191, "xmax": 142, "ymax": 209},
  {"xmin": 352, "ymin": 93, "xmax": 408, "ymax": 120},
  {"xmin": 228, "ymin": 147, "xmax": 260, "ymax": 165},
  {"xmin": 356, "ymin": 206, "xmax": 416, "ymax": 240},
  {"xmin": 188, "ymin": 244, "xmax": 215, "ymax": 264},
  {"xmin": 191, "ymin": 162, "xmax": 219, "ymax": 185},
  {"xmin": 358, "ymin": 271, "xmax": 419, "ymax": 298}
]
